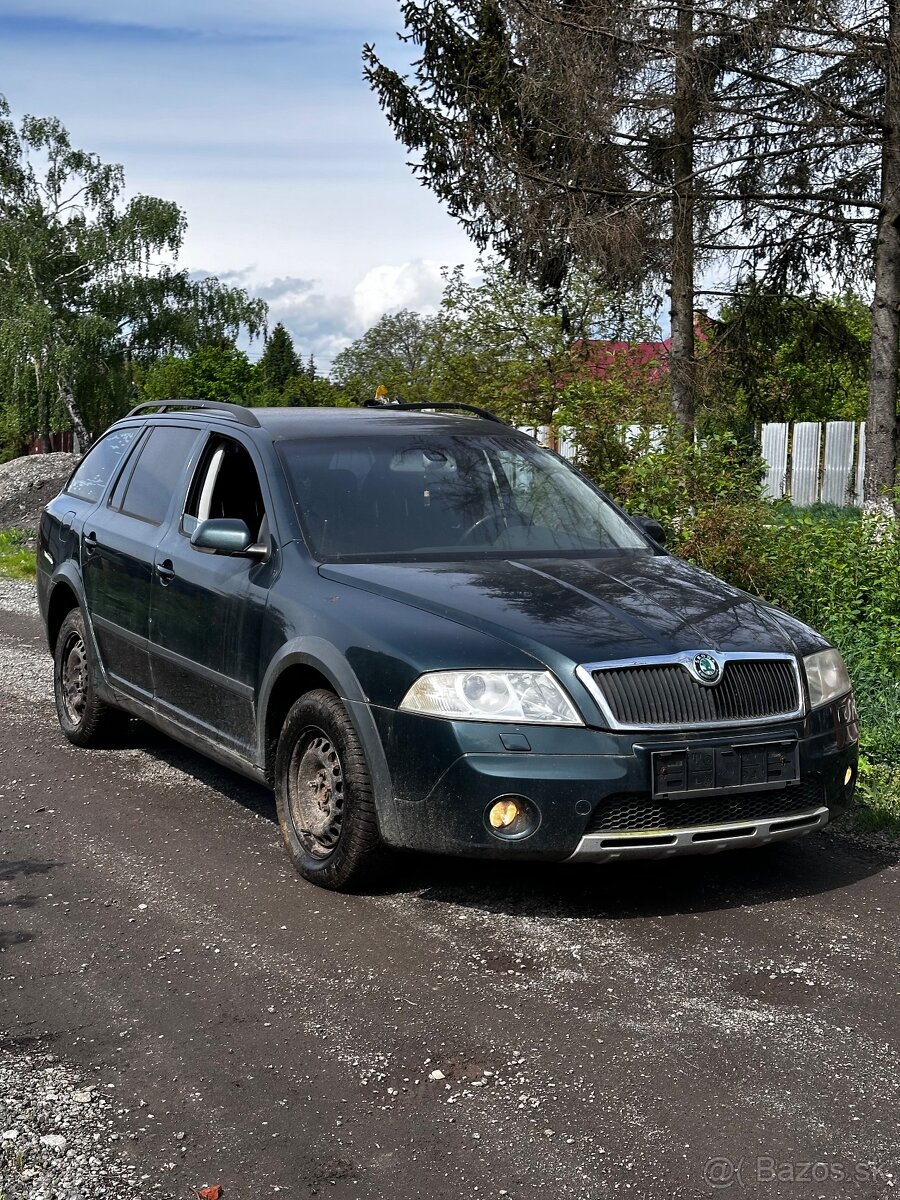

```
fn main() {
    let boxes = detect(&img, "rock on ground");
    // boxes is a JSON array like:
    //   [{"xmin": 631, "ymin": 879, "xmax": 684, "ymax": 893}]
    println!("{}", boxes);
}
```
[{"xmin": 0, "ymin": 1041, "xmax": 144, "ymax": 1200}]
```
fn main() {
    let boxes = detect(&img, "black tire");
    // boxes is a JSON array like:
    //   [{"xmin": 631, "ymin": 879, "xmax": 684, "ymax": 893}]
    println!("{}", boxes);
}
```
[
  {"xmin": 53, "ymin": 608, "xmax": 123, "ymax": 747},
  {"xmin": 274, "ymin": 689, "xmax": 384, "ymax": 891}
]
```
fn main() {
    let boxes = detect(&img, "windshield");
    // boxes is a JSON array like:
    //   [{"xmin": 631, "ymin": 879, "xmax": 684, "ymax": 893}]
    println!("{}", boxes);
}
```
[{"xmin": 277, "ymin": 432, "xmax": 649, "ymax": 562}]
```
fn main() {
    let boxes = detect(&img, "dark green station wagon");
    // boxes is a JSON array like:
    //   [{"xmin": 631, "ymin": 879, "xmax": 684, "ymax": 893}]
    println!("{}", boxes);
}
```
[{"xmin": 38, "ymin": 400, "xmax": 859, "ymax": 890}]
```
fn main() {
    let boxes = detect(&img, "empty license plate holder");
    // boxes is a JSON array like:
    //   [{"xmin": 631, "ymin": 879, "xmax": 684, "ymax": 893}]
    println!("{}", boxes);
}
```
[{"xmin": 651, "ymin": 741, "xmax": 800, "ymax": 800}]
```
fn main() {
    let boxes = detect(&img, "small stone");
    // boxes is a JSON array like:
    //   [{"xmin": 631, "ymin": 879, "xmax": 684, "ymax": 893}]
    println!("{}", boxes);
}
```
[
  {"xmin": 40, "ymin": 1133, "xmax": 68, "ymax": 1150},
  {"xmin": 1, "ymin": 1129, "xmax": 18, "ymax": 1140},
  {"xmin": 429, "ymin": 1070, "xmax": 445, "ymax": 1081}
]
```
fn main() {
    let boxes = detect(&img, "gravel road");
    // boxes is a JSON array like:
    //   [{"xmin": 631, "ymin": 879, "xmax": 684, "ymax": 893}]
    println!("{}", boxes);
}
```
[{"xmin": 1, "ymin": 574, "xmax": 898, "ymax": 1200}]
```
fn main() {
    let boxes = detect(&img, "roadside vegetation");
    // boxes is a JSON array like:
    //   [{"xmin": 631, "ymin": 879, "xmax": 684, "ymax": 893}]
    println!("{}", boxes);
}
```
[{"xmin": 0, "ymin": 529, "xmax": 35, "ymax": 580}]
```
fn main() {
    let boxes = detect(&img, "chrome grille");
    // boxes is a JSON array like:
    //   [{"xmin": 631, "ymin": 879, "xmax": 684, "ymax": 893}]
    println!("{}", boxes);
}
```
[
  {"xmin": 586, "ymin": 780, "xmax": 825, "ymax": 834},
  {"xmin": 589, "ymin": 658, "xmax": 800, "ymax": 728}
]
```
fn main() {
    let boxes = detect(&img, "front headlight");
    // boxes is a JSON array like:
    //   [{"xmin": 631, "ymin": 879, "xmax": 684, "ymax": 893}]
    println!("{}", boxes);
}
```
[
  {"xmin": 803, "ymin": 649, "xmax": 852, "ymax": 709},
  {"xmin": 398, "ymin": 669, "xmax": 583, "ymax": 725}
]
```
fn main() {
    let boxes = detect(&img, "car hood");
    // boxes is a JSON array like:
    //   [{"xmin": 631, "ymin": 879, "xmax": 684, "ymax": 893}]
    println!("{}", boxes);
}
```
[{"xmin": 320, "ymin": 553, "xmax": 820, "ymax": 667}]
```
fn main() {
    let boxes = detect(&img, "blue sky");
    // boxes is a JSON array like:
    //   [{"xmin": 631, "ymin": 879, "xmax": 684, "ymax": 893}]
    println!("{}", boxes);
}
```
[{"xmin": 0, "ymin": 1, "xmax": 478, "ymax": 366}]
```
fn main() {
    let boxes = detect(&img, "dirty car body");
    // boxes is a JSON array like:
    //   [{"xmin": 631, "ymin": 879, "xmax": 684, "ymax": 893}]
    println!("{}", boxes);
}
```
[{"xmin": 37, "ymin": 402, "xmax": 859, "ymax": 889}]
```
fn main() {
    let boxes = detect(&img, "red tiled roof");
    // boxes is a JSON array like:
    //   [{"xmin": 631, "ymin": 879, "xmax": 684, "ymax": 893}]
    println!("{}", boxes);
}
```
[{"xmin": 576, "ymin": 338, "xmax": 672, "ymax": 382}]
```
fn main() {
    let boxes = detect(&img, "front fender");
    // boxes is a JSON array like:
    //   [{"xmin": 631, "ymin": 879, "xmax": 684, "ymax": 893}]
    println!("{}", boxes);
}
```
[{"xmin": 257, "ymin": 638, "xmax": 401, "ymax": 846}]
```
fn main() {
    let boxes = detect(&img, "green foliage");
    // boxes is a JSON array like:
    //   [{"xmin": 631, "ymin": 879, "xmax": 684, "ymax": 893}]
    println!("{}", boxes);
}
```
[
  {"xmin": 750, "ymin": 505, "xmax": 900, "ymax": 831},
  {"xmin": 0, "ymin": 530, "xmax": 36, "ymax": 579},
  {"xmin": 746, "ymin": 506, "xmax": 900, "ymax": 766},
  {"xmin": 259, "ymin": 323, "xmax": 301, "ymax": 390},
  {"xmin": 576, "ymin": 416, "xmax": 770, "ymax": 586},
  {"xmin": 280, "ymin": 375, "xmax": 353, "ymax": 408},
  {"xmin": 330, "ymin": 259, "xmax": 660, "ymax": 423},
  {"xmin": 440, "ymin": 259, "xmax": 661, "ymax": 425},
  {"xmin": 717, "ymin": 286, "xmax": 870, "ymax": 423},
  {"xmin": 854, "ymin": 761, "xmax": 900, "ymax": 834},
  {"xmin": 140, "ymin": 344, "xmax": 353, "ymax": 411},
  {"xmin": 331, "ymin": 310, "xmax": 453, "ymax": 405},
  {"xmin": 140, "ymin": 347, "xmax": 261, "ymax": 406}
]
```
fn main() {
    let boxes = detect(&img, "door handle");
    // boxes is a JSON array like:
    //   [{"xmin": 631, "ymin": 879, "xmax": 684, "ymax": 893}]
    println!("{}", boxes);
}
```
[
  {"xmin": 156, "ymin": 560, "xmax": 176, "ymax": 583},
  {"xmin": 83, "ymin": 531, "xmax": 99, "ymax": 553}
]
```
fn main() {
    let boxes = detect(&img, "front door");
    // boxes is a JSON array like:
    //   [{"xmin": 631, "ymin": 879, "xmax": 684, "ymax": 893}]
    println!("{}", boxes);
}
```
[{"xmin": 149, "ymin": 434, "xmax": 276, "ymax": 756}]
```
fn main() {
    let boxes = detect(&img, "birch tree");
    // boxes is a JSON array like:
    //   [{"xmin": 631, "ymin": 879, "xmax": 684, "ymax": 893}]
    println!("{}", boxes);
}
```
[{"xmin": 0, "ymin": 98, "xmax": 266, "ymax": 448}]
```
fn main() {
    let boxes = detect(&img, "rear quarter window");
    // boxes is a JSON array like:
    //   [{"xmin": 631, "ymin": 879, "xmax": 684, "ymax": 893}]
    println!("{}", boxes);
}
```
[{"xmin": 64, "ymin": 428, "xmax": 140, "ymax": 503}]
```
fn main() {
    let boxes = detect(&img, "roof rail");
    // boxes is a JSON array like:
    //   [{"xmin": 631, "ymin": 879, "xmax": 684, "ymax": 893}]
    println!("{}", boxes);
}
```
[
  {"xmin": 362, "ymin": 400, "xmax": 507, "ymax": 425},
  {"xmin": 125, "ymin": 399, "xmax": 261, "ymax": 428}
]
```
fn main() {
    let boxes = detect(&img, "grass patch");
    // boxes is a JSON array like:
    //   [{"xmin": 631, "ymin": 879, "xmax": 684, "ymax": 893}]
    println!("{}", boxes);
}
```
[
  {"xmin": 0, "ymin": 529, "xmax": 36, "ymax": 579},
  {"xmin": 850, "ymin": 760, "xmax": 900, "ymax": 836}
]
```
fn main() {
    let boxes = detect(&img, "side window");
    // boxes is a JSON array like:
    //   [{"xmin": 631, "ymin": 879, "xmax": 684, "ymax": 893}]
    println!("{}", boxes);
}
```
[
  {"xmin": 119, "ymin": 425, "xmax": 201, "ymax": 526},
  {"xmin": 183, "ymin": 436, "xmax": 267, "ymax": 541},
  {"xmin": 64, "ymin": 428, "xmax": 139, "ymax": 503}
]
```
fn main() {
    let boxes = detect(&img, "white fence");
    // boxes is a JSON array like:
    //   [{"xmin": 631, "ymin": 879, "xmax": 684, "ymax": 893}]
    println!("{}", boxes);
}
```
[
  {"xmin": 519, "ymin": 420, "xmax": 867, "ymax": 508},
  {"xmin": 760, "ymin": 421, "xmax": 866, "ymax": 507}
]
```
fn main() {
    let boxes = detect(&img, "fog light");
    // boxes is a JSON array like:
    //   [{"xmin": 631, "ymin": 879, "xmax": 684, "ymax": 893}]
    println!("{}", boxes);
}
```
[
  {"xmin": 844, "ymin": 767, "xmax": 853, "ymax": 787},
  {"xmin": 489, "ymin": 799, "xmax": 520, "ymax": 829},
  {"xmin": 484, "ymin": 794, "xmax": 540, "ymax": 840}
]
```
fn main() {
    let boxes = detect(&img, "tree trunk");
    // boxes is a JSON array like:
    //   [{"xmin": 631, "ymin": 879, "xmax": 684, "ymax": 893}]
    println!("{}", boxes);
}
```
[
  {"xmin": 669, "ymin": 0, "xmax": 696, "ymax": 431},
  {"xmin": 57, "ymin": 375, "xmax": 91, "ymax": 452},
  {"xmin": 31, "ymin": 356, "xmax": 51, "ymax": 453},
  {"xmin": 866, "ymin": 0, "xmax": 900, "ymax": 511},
  {"xmin": 37, "ymin": 390, "xmax": 51, "ymax": 453}
]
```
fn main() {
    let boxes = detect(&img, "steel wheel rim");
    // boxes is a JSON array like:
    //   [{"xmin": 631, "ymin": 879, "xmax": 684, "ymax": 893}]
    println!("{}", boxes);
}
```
[
  {"xmin": 60, "ymin": 632, "xmax": 89, "ymax": 725},
  {"xmin": 288, "ymin": 728, "xmax": 345, "ymax": 859}
]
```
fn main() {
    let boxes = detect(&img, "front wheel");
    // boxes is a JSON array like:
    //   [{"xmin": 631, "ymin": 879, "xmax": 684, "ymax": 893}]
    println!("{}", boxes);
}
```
[
  {"xmin": 274, "ymin": 690, "xmax": 384, "ymax": 890},
  {"xmin": 53, "ymin": 608, "xmax": 123, "ymax": 747}
]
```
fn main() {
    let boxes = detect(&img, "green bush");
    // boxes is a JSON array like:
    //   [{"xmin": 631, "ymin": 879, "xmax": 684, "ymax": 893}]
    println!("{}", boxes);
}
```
[
  {"xmin": 0, "ymin": 530, "xmax": 36, "ymax": 580},
  {"xmin": 749, "ymin": 506, "xmax": 900, "ymax": 774}
]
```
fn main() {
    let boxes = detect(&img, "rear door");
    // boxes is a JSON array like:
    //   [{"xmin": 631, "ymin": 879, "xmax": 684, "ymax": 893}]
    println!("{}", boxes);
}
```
[
  {"xmin": 81, "ymin": 422, "xmax": 202, "ymax": 700},
  {"xmin": 149, "ymin": 431, "xmax": 277, "ymax": 755},
  {"xmin": 45, "ymin": 425, "xmax": 142, "ymax": 598}
]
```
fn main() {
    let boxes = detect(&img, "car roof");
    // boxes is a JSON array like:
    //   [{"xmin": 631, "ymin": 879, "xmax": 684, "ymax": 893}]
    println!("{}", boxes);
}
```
[
  {"xmin": 120, "ymin": 404, "xmax": 517, "ymax": 442},
  {"xmin": 253, "ymin": 407, "xmax": 512, "ymax": 441}
]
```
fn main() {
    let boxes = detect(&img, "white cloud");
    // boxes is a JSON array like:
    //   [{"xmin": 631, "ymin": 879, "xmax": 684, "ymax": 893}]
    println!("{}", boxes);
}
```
[{"xmin": 351, "ymin": 260, "xmax": 447, "ymax": 328}]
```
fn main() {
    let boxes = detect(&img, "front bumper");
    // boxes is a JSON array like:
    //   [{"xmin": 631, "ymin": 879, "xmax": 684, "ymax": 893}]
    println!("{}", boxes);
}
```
[{"xmin": 373, "ymin": 694, "xmax": 859, "ymax": 860}]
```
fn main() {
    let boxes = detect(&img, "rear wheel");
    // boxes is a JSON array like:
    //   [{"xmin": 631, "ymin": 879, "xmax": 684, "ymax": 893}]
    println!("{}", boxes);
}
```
[
  {"xmin": 275, "ymin": 690, "xmax": 384, "ymax": 890},
  {"xmin": 53, "ymin": 608, "xmax": 123, "ymax": 747}
]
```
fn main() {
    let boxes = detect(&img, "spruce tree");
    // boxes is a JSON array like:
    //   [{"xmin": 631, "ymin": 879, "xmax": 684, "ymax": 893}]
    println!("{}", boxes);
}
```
[
  {"xmin": 363, "ymin": 1, "xmax": 800, "ymax": 430},
  {"xmin": 259, "ymin": 322, "xmax": 301, "ymax": 390}
]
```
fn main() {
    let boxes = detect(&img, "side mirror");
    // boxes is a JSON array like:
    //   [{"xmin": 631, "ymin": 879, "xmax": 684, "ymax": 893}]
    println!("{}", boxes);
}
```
[
  {"xmin": 190, "ymin": 518, "xmax": 266, "ymax": 558},
  {"xmin": 633, "ymin": 515, "xmax": 667, "ymax": 545}
]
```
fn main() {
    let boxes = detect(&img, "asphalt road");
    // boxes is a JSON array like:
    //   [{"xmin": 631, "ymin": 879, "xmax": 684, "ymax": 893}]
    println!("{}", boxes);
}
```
[{"xmin": 1, "ymin": 577, "xmax": 899, "ymax": 1200}]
